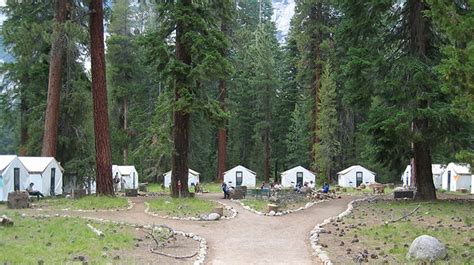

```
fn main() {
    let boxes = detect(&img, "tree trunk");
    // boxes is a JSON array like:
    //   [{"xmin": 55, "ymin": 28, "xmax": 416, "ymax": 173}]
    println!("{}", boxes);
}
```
[
  {"xmin": 90, "ymin": 0, "xmax": 114, "ymax": 196},
  {"xmin": 216, "ymin": 23, "xmax": 228, "ymax": 183},
  {"xmin": 123, "ymin": 96, "xmax": 128, "ymax": 165},
  {"xmin": 19, "ymin": 93, "xmax": 29, "ymax": 156},
  {"xmin": 263, "ymin": 84, "xmax": 271, "ymax": 182},
  {"xmin": 170, "ymin": 0, "xmax": 192, "ymax": 198},
  {"xmin": 217, "ymin": 79, "xmax": 227, "ymax": 182},
  {"xmin": 409, "ymin": 0, "xmax": 436, "ymax": 200},
  {"xmin": 41, "ymin": 0, "xmax": 70, "ymax": 157},
  {"xmin": 310, "ymin": 3, "xmax": 323, "ymax": 172}
]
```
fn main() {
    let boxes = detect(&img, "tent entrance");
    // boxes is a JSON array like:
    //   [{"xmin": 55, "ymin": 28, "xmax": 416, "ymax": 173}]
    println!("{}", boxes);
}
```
[
  {"xmin": 14, "ymin": 168, "xmax": 20, "ymax": 191},
  {"xmin": 447, "ymin": 171, "xmax": 451, "ymax": 191},
  {"xmin": 296, "ymin": 172, "xmax": 303, "ymax": 186},
  {"xmin": 236, "ymin": 171, "xmax": 243, "ymax": 186},
  {"xmin": 356, "ymin": 172, "xmax": 363, "ymax": 187},
  {"xmin": 50, "ymin": 168, "xmax": 56, "ymax": 196}
]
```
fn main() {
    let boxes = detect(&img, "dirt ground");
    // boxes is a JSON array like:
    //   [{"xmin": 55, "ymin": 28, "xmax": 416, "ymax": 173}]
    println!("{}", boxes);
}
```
[
  {"xmin": 318, "ymin": 195, "xmax": 474, "ymax": 264},
  {"xmin": 13, "ymin": 193, "xmax": 354, "ymax": 265}
]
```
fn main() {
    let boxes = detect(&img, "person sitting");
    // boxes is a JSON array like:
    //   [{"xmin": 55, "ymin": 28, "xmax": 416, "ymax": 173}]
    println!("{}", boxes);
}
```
[
  {"xmin": 26, "ymin": 182, "xmax": 44, "ymax": 200},
  {"xmin": 321, "ymin": 182, "xmax": 330, "ymax": 193}
]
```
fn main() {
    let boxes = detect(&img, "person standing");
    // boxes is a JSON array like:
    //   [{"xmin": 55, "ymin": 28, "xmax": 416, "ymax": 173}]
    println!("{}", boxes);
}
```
[{"xmin": 222, "ymin": 182, "xmax": 230, "ymax": 199}]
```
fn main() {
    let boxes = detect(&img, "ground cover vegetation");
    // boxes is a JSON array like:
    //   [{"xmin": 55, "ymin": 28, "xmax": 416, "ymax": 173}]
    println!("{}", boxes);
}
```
[
  {"xmin": 147, "ymin": 197, "xmax": 219, "ymax": 218},
  {"xmin": 318, "ymin": 199, "xmax": 474, "ymax": 264},
  {"xmin": 33, "ymin": 195, "xmax": 129, "ymax": 210}
]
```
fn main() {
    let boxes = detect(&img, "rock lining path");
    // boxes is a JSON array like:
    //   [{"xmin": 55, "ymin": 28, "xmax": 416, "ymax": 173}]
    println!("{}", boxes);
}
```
[{"xmin": 30, "ymin": 194, "xmax": 355, "ymax": 265}]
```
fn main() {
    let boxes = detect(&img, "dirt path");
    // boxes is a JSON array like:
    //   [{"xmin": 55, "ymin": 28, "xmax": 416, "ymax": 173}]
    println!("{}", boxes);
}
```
[{"xmin": 29, "ymin": 194, "xmax": 355, "ymax": 264}]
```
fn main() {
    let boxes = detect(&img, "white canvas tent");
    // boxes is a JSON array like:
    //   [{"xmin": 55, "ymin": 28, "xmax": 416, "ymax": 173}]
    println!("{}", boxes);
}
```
[
  {"xmin": 19, "ymin": 156, "xmax": 63, "ymax": 196},
  {"xmin": 224, "ymin": 165, "xmax": 256, "ymax": 188},
  {"xmin": 164, "ymin": 169, "xmax": 200, "ymax": 188},
  {"xmin": 0, "ymin": 155, "xmax": 29, "ymax": 201},
  {"xmin": 112, "ymin": 165, "xmax": 139, "ymax": 191},
  {"xmin": 280, "ymin": 166, "xmax": 315, "ymax": 188},
  {"xmin": 401, "ymin": 164, "xmax": 445, "ymax": 189},
  {"xmin": 471, "ymin": 175, "xmax": 474, "ymax": 194},
  {"xmin": 441, "ymin": 163, "xmax": 471, "ymax": 191},
  {"xmin": 337, "ymin": 165, "xmax": 376, "ymax": 188}
]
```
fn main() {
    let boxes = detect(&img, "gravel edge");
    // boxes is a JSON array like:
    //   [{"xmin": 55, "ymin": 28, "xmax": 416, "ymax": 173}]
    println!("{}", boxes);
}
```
[
  {"xmin": 143, "ymin": 200, "xmax": 237, "ymax": 221},
  {"xmin": 309, "ymin": 197, "xmax": 373, "ymax": 264},
  {"xmin": 232, "ymin": 198, "xmax": 329, "ymax": 216}
]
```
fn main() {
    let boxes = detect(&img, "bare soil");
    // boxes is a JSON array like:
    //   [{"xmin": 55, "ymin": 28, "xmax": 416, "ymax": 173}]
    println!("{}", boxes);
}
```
[{"xmin": 318, "ymin": 195, "xmax": 474, "ymax": 264}]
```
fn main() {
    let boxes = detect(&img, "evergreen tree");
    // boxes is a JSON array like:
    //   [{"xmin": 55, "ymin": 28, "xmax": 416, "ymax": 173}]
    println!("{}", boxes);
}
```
[
  {"xmin": 90, "ymin": 0, "xmax": 114, "ymax": 195},
  {"xmin": 314, "ymin": 62, "xmax": 340, "ymax": 182}
]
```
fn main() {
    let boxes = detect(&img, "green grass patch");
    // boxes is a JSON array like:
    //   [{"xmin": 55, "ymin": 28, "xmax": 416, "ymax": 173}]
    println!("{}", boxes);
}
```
[
  {"xmin": 0, "ymin": 211, "xmax": 134, "ymax": 264},
  {"xmin": 147, "ymin": 197, "xmax": 217, "ymax": 217},
  {"xmin": 35, "ymin": 196, "xmax": 129, "ymax": 210},
  {"xmin": 346, "ymin": 200, "xmax": 473, "ymax": 264},
  {"xmin": 241, "ymin": 198, "xmax": 269, "ymax": 212},
  {"xmin": 200, "ymin": 182, "xmax": 223, "ymax": 193},
  {"xmin": 147, "ymin": 183, "xmax": 169, "ymax": 193}
]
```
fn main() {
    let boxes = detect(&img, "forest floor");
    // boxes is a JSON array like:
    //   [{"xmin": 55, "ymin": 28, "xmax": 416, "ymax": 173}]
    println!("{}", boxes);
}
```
[
  {"xmin": 1, "ymin": 193, "xmax": 353, "ymax": 264},
  {"xmin": 318, "ymin": 194, "xmax": 474, "ymax": 264}
]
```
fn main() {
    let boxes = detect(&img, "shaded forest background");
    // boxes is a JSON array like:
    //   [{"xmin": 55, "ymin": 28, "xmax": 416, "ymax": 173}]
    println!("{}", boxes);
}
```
[{"xmin": 0, "ymin": 0, "xmax": 472, "ymax": 185}]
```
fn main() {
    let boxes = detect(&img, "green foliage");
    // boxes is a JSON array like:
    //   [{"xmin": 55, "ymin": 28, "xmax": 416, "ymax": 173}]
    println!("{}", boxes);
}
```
[
  {"xmin": 0, "ymin": 212, "xmax": 134, "ymax": 264},
  {"xmin": 34, "ymin": 196, "xmax": 129, "ymax": 210},
  {"xmin": 314, "ymin": 62, "xmax": 340, "ymax": 180},
  {"xmin": 147, "ymin": 197, "xmax": 218, "ymax": 218}
]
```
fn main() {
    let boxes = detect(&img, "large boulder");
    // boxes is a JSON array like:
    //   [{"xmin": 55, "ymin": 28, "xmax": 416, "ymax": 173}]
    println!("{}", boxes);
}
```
[
  {"xmin": 207, "ymin": 213, "xmax": 221, "ymax": 221},
  {"xmin": 7, "ymin": 191, "xmax": 29, "ymax": 209},
  {"xmin": 407, "ymin": 235, "xmax": 447, "ymax": 261}
]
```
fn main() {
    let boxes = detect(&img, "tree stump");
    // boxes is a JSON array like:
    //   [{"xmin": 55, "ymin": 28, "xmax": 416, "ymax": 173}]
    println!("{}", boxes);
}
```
[
  {"xmin": 394, "ymin": 190, "xmax": 414, "ymax": 199},
  {"xmin": 212, "ymin": 207, "xmax": 224, "ymax": 216},
  {"xmin": 138, "ymin": 183, "xmax": 148, "ymax": 192},
  {"xmin": 267, "ymin": 204, "xmax": 279, "ymax": 213},
  {"xmin": 125, "ymin": 189, "xmax": 138, "ymax": 197},
  {"xmin": 7, "ymin": 191, "xmax": 29, "ymax": 209},
  {"xmin": 72, "ymin": 189, "xmax": 87, "ymax": 199}
]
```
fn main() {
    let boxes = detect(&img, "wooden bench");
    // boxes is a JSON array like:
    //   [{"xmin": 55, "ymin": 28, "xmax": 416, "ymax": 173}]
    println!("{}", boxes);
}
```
[{"xmin": 247, "ymin": 189, "xmax": 270, "ymax": 199}]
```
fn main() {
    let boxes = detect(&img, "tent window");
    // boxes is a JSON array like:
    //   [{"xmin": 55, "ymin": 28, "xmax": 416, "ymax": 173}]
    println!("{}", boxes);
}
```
[
  {"xmin": 236, "ymin": 171, "xmax": 243, "ymax": 186},
  {"xmin": 51, "ymin": 168, "xmax": 56, "ymax": 196},
  {"xmin": 14, "ymin": 168, "xmax": 20, "ymax": 191}
]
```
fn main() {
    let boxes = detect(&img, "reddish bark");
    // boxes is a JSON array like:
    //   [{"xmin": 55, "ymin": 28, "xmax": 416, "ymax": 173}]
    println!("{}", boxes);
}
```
[
  {"xmin": 409, "ymin": 0, "xmax": 436, "ymax": 200},
  {"xmin": 41, "ymin": 0, "xmax": 70, "ymax": 157},
  {"xmin": 217, "ymin": 79, "xmax": 227, "ymax": 183},
  {"xmin": 170, "ymin": 0, "xmax": 192, "ymax": 198},
  {"xmin": 19, "ymin": 95, "xmax": 29, "ymax": 156},
  {"xmin": 90, "ymin": 0, "xmax": 114, "ymax": 196},
  {"xmin": 263, "ymin": 84, "xmax": 271, "ymax": 182},
  {"xmin": 216, "ymin": 23, "xmax": 228, "ymax": 183}
]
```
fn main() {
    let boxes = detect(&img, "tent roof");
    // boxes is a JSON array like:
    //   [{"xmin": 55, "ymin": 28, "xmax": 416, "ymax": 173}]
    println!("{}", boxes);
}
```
[
  {"xmin": 164, "ymin": 168, "xmax": 200, "ymax": 177},
  {"xmin": 337, "ymin": 165, "xmax": 375, "ymax": 176},
  {"xmin": 0, "ymin": 155, "xmax": 17, "ymax": 173},
  {"xmin": 281, "ymin": 165, "xmax": 315, "ymax": 176},
  {"xmin": 113, "ymin": 165, "xmax": 137, "ymax": 176},
  {"xmin": 431, "ymin": 164, "xmax": 446, "ymax": 175},
  {"xmin": 448, "ymin": 163, "xmax": 471, "ymax": 175},
  {"xmin": 224, "ymin": 165, "xmax": 256, "ymax": 176},
  {"xmin": 18, "ymin": 156, "xmax": 56, "ymax": 173}
]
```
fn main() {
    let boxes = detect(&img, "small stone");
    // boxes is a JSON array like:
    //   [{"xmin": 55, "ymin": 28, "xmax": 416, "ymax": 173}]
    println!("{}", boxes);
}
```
[
  {"xmin": 461, "ymin": 252, "xmax": 470, "ymax": 258},
  {"xmin": 339, "ymin": 241, "xmax": 344, "ymax": 246},
  {"xmin": 73, "ymin": 255, "xmax": 87, "ymax": 262},
  {"xmin": 46, "ymin": 242, "xmax": 52, "ymax": 247},
  {"xmin": 351, "ymin": 238, "xmax": 359, "ymax": 243},
  {"xmin": 135, "ymin": 243, "xmax": 140, "ymax": 247},
  {"xmin": 113, "ymin": 255, "xmax": 120, "ymax": 260},
  {"xmin": 38, "ymin": 260, "xmax": 44, "ymax": 265},
  {"xmin": 375, "ymin": 247, "xmax": 380, "ymax": 250},
  {"xmin": 370, "ymin": 253, "xmax": 378, "ymax": 259}
]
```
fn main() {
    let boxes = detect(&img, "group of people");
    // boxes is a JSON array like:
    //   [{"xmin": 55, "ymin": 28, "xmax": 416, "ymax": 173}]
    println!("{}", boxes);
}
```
[{"xmin": 222, "ymin": 180, "xmax": 331, "ymax": 198}]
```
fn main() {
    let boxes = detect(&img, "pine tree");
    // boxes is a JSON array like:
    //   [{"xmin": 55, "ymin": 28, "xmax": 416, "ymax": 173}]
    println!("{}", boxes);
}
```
[
  {"xmin": 41, "ymin": 0, "xmax": 71, "ymax": 157},
  {"xmin": 314, "ymin": 62, "xmax": 340, "ymax": 181},
  {"xmin": 142, "ymin": 1, "xmax": 233, "ymax": 197},
  {"xmin": 90, "ymin": 0, "xmax": 114, "ymax": 195}
]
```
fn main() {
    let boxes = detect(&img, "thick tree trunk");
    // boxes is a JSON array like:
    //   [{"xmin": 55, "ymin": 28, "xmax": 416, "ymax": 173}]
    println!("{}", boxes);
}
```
[
  {"xmin": 409, "ymin": 0, "xmax": 436, "ymax": 200},
  {"xmin": 310, "ymin": 3, "xmax": 323, "ymax": 172},
  {"xmin": 90, "ymin": 0, "xmax": 114, "ymax": 196},
  {"xmin": 41, "ymin": 0, "xmax": 70, "ymax": 157},
  {"xmin": 170, "ymin": 0, "xmax": 192, "ymax": 198},
  {"xmin": 217, "ymin": 79, "xmax": 227, "ymax": 182}
]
